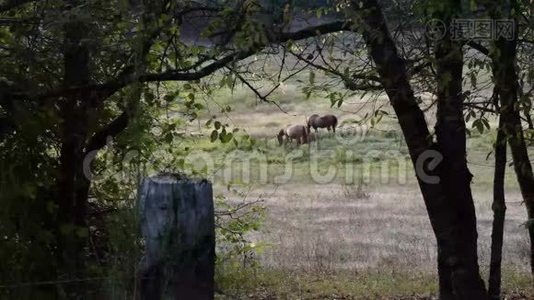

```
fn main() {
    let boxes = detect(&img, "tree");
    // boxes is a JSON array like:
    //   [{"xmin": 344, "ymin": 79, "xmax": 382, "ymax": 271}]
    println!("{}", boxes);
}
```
[
  {"xmin": 433, "ymin": 1, "xmax": 487, "ymax": 296},
  {"xmin": 0, "ymin": 0, "xmax": 347, "ymax": 296},
  {"xmin": 345, "ymin": 0, "xmax": 487, "ymax": 297},
  {"xmin": 489, "ymin": 113, "xmax": 507, "ymax": 299},
  {"xmin": 1, "ymin": 0, "xmax": 531, "ymax": 297},
  {"xmin": 489, "ymin": 0, "xmax": 534, "ymax": 276},
  {"xmin": 279, "ymin": 0, "xmax": 534, "ymax": 295}
]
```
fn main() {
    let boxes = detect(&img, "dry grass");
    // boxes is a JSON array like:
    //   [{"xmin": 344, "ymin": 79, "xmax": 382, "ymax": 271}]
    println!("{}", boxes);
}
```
[
  {"xmin": 199, "ymin": 90, "xmax": 534, "ymax": 297},
  {"xmin": 242, "ymin": 183, "xmax": 531, "ymax": 274},
  {"xmin": 191, "ymin": 69, "xmax": 534, "ymax": 297},
  {"xmin": 216, "ymin": 182, "xmax": 532, "ymax": 298}
]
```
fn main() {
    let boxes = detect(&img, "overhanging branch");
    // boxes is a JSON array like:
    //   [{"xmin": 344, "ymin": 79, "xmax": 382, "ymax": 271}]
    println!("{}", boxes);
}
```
[
  {"xmin": 286, "ymin": 47, "xmax": 382, "ymax": 91},
  {"xmin": 84, "ymin": 111, "xmax": 129, "ymax": 155},
  {"xmin": 12, "ymin": 20, "xmax": 351, "ymax": 104},
  {"xmin": 465, "ymin": 41, "xmax": 490, "ymax": 56}
]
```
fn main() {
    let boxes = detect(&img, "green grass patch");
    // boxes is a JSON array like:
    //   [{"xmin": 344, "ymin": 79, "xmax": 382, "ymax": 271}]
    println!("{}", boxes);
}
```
[{"xmin": 216, "ymin": 266, "xmax": 533, "ymax": 299}]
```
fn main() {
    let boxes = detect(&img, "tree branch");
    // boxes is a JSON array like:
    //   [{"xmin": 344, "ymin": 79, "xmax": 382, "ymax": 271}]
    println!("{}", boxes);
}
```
[
  {"xmin": 84, "ymin": 111, "xmax": 129, "ymax": 155},
  {"xmin": 464, "ymin": 103, "xmax": 496, "ymax": 113},
  {"xmin": 465, "ymin": 40, "xmax": 490, "ymax": 56},
  {"xmin": 409, "ymin": 61, "xmax": 432, "ymax": 77},
  {"xmin": 226, "ymin": 66, "xmax": 291, "ymax": 114},
  {"xmin": 286, "ymin": 47, "xmax": 382, "ymax": 91},
  {"xmin": 270, "ymin": 20, "xmax": 350, "ymax": 42},
  {"xmin": 12, "ymin": 20, "xmax": 350, "ymax": 104},
  {"xmin": 0, "ymin": 0, "xmax": 36, "ymax": 13}
]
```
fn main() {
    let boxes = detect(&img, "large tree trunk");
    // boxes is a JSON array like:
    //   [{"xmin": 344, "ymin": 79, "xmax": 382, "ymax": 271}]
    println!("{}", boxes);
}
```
[
  {"xmin": 488, "ymin": 115, "xmax": 507, "ymax": 299},
  {"xmin": 55, "ymin": 3, "xmax": 156, "ymax": 291},
  {"xmin": 349, "ymin": 0, "xmax": 487, "ymax": 298},
  {"xmin": 490, "ymin": 0, "xmax": 534, "ymax": 276},
  {"xmin": 56, "ymin": 8, "xmax": 91, "ymax": 296},
  {"xmin": 433, "ymin": 2, "xmax": 486, "ymax": 297}
]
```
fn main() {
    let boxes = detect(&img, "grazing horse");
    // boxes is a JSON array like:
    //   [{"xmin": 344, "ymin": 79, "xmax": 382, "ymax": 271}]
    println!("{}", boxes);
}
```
[
  {"xmin": 304, "ymin": 131, "xmax": 316, "ymax": 144},
  {"xmin": 307, "ymin": 114, "xmax": 338, "ymax": 133},
  {"xmin": 277, "ymin": 125, "xmax": 308, "ymax": 146}
]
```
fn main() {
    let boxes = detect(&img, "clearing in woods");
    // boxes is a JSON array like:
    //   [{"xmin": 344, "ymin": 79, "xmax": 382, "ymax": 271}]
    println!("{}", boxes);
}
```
[{"xmin": 178, "ymin": 69, "xmax": 533, "ymax": 299}]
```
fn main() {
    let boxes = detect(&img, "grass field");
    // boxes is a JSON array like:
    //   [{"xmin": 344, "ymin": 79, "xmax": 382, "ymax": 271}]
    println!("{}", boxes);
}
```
[{"xmin": 170, "ymin": 63, "xmax": 534, "ymax": 298}]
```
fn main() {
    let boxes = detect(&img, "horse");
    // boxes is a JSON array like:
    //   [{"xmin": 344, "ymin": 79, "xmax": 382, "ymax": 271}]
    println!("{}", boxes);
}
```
[
  {"xmin": 304, "ymin": 131, "xmax": 316, "ymax": 144},
  {"xmin": 277, "ymin": 125, "xmax": 308, "ymax": 146},
  {"xmin": 307, "ymin": 114, "xmax": 338, "ymax": 133}
]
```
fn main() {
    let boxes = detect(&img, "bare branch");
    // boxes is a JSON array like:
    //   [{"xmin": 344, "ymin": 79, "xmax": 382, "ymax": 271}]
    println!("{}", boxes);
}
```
[
  {"xmin": 286, "ymin": 47, "xmax": 382, "ymax": 91},
  {"xmin": 464, "ymin": 103, "xmax": 496, "ymax": 113},
  {"xmin": 227, "ymin": 66, "xmax": 292, "ymax": 114}
]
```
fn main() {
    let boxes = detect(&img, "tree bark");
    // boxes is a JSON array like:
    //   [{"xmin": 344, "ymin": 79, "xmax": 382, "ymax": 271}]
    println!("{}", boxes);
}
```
[
  {"xmin": 349, "ymin": 0, "xmax": 488, "ymax": 298},
  {"xmin": 433, "ymin": 2, "xmax": 487, "ymax": 297},
  {"xmin": 488, "ymin": 115, "xmax": 507, "ymax": 299},
  {"xmin": 490, "ymin": 0, "xmax": 534, "ymax": 276},
  {"xmin": 497, "ymin": 60, "xmax": 534, "ymax": 277},
  {"xmin": 56, "ymin": 7, "xmax": 91, "ymax": 296}
]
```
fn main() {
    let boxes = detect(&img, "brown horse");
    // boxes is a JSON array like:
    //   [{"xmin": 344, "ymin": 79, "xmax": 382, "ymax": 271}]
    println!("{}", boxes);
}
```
[
  {"xmin": 277, "ymin": 125, "xmax": 308, "ymax": 146},
  {"xmin": 304, "ymin": 131, "xmax": 316, "ymax": 144},
  {"xmin": 307, "ymin": 114, "xmax": 338, "ymax": 133}
]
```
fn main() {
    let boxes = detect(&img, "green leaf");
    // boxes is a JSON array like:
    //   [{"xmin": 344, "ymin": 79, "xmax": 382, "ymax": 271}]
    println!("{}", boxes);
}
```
[
  {"xmin": 210, "ymin": 130, "xmax": 218, "ymax": 142},
  {"xmin": 164, "ymin": 94, "xmax": 174, "ymax": 102},
  {"xmin": 145, "ymin": 92, "xmax": 155, "ymax": 104},
  {"xmin": 473, "ymin": 119, "xmax": 484, "ymax": 134},
  {"xmin": 220, "ymin": 132, "xmax": 233, "ymax": 143},
  {"xmin": 163, "ymin": 132, "xmax": 173, "ymax": 143},
  {"xmin": 482, "ymin": 118, "xmax": 490, "ymax": 129}
]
